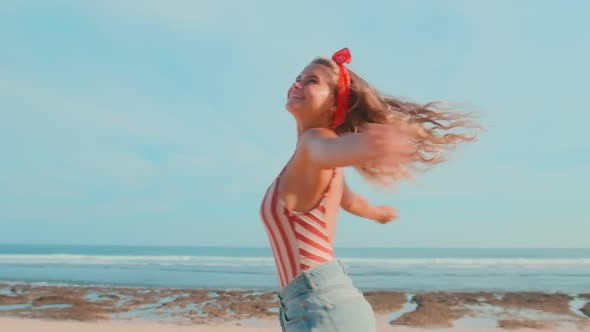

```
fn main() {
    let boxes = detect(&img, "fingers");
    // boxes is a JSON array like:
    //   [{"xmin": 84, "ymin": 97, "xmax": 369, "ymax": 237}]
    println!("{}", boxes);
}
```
[
  {"xmin": 374, "ymin": 206, "xmax": 399, "ymax": 224},
  {"xmin": 360, "ymin": 122, "xmax": 415, "ymax": 139},
  {"xmin": 360, "ymin": 122, "xmax": 413, "ymax": 133},
  {"xmin": 359, "ymin": 123, "xmax": 417, "ymax": 160},
  {"xmin": 360, "ymin": 125, "xmax": 412, "ymax": 144}
]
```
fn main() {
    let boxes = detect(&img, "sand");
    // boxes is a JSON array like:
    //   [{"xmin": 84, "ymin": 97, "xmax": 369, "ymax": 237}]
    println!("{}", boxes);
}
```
[
  {"xmin": 2, "ymin": 317, "xmax": 589, "ymax": 332},
  {"xmin": 1, "ymin": 283, "xmax": 589, "ymax": 331}
]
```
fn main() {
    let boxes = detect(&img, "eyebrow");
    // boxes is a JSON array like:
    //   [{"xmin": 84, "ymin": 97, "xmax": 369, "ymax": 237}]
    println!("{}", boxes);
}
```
[{"xmin": 296, "ymin": 74, "xmax": 320, "ymax": 81}]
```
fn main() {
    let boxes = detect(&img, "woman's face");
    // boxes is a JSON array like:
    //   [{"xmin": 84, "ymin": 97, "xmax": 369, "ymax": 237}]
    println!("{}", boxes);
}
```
[{"xmin": 286, "ymin": 63, "xmax": 336, "ymax": 122}]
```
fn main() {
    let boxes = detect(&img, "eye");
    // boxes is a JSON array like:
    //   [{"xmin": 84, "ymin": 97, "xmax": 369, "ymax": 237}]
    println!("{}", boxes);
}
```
[{"xmin": 307, "ymin": 78, "xmax": 318, "ymax": 84}]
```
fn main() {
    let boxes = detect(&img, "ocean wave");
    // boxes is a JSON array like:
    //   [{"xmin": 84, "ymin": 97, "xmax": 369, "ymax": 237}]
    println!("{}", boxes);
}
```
[{"xmin": 1, "ymin": 254, "xmax": 590, "ymax": 268}]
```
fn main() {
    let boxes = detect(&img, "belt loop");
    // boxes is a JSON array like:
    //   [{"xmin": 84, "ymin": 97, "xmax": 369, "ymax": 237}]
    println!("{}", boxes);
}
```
[
  {"xmin": 277, "ymin": 292, "xmax": 285, "ymax": 309},
  {"xmin": 338, "ymin": 259, "xmax": 348, "ymax": 275}
]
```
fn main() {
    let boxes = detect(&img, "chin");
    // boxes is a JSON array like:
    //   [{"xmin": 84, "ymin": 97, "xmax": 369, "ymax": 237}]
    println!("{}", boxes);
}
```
[{"xmin": 285, "ymin": 102, "xmax": 301, "ymax": 114}]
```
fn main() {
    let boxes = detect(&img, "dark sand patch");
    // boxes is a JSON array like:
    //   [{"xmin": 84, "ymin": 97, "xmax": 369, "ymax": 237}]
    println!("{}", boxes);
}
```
[
  {"xmin": 363, "ymin": 291, "xmax": 406, "ymax": 314},
  {"xmin": 390, "ymin": 292, "xmax": 494, "ymax": 327},
  {"xmin": 491, "ymin": 292, "xmax": 576, "ymax": 316},
  {"xmin": 0, "ymin": 295, "xmax": 29, "ymax": 305},
  {"xmin": 498, "ymin": 319, "xmax": 554, "ymax": 330}
]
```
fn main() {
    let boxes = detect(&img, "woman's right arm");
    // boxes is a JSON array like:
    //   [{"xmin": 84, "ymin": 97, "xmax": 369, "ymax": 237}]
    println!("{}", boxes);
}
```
[{"xmin": 299, "ymin": 124, "xmax": 415, "ymax": 170}]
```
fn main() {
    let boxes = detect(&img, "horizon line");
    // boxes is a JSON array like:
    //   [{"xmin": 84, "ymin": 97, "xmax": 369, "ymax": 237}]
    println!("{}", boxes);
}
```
[{"xmin": 1, "ymin": 243, "xmax": 589, "ymax": 250}]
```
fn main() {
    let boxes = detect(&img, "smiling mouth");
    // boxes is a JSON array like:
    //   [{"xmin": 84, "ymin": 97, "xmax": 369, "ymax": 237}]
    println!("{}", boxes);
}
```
[{"xmin": 289, "ymin": 94, "xmax": 305, "ymax": 99}]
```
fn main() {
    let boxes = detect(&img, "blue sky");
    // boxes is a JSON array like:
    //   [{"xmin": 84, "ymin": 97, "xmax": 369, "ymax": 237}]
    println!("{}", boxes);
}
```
[{"xmin": 1, "ymin": 0, "xmax": 588, "ymax": 248}]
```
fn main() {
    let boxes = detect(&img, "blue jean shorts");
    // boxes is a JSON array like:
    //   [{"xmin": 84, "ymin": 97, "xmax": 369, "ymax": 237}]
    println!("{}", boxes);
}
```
[{"xmin": 277, "ymin": 259, "xmax": 376, "ymax": 332}]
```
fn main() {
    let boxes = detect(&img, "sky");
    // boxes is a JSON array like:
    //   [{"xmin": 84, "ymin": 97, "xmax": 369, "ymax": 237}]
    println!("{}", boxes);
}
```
[{"xmin": 1, "ymin": 0, "xmax": 588, "ymax": 248}]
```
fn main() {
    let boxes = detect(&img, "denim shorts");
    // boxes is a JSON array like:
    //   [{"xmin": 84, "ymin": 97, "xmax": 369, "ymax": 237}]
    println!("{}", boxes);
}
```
[{"xmin": 277, "ymin": 259, "xmax": 376, "ymax": 332}]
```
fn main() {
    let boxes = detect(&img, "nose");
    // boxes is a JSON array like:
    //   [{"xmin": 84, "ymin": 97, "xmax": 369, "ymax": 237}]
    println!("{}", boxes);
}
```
[{"xmin": 288, "ymin": 82, "xmax": 301, "ymax": 98}]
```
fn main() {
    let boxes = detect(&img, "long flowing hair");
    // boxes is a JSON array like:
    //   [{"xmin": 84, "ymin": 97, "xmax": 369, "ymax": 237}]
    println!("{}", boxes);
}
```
[{"xmin": 312, "ymin": 57, "xmax": 482, "ymax": 187}]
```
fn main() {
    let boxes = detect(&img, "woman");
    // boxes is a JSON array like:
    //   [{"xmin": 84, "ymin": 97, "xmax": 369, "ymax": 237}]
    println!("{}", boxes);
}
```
[{"xmin": 260, "ymin": 48, "xmax": 479, "ymax": 331}]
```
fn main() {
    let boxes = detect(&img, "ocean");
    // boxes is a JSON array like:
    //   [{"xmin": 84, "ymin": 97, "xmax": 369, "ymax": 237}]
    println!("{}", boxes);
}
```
[{"xmin": 1, "ymin": 244, "xmax": 589, "ymax": 293}]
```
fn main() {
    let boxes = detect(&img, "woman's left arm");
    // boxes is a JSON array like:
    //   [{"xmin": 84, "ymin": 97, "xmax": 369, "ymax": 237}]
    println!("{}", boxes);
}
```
[{"xmin": 340, "ymin": 178, "xmax": 398, "ymax": 224}]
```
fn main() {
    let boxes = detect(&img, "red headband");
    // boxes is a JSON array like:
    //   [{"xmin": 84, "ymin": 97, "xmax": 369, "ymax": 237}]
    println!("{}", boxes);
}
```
[{"xmin": 331, "ymin": 47, "xmax": 352, "ymax": 129}]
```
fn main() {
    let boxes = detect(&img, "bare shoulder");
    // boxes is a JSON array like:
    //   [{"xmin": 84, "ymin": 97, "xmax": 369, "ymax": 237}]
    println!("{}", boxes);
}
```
[
  {"xmin": 293, "ymin": 128, "xmax": 338, "ymax": 168},
  {"xmin": 297, "ymin": 127, "xmax": 338, "ymax": 157}
]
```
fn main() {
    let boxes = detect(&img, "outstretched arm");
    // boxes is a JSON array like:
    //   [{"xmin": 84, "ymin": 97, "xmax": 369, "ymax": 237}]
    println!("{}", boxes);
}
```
[
  {"xmin": 340, "ymin": 178, "xmax": 398, "ymax": 224},
  {"xmin": 299, "ymin": 125, "xmax": 415, "ymax": 170}
]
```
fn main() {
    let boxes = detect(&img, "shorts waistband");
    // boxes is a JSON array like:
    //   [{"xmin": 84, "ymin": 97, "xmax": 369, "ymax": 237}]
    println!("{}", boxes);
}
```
[{"xmin": 277, "ymin": 259, "xmax": 350, "ymax": 303}]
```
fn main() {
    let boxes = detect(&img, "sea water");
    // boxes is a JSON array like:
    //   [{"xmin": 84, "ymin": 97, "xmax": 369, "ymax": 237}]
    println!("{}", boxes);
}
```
[{"xmin": 0, "ymin": 244, "xmax": 589, "ymax": 292}]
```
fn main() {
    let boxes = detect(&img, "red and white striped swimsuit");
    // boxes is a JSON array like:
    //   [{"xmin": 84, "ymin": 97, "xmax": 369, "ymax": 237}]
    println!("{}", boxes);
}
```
[{"xmin": 260, "ymin": 168, "xmax": 339, "ymax": 289}]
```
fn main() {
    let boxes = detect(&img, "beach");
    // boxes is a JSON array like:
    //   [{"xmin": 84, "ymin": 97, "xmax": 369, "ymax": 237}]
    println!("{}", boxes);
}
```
[
  {"xmin": 3, "ymin": 0, "xmax": 590, "ymax": 330},
  {"xmin": 1, "ymin": 245, "xmax": 590, "ymax": 330},
  {"xmin": 1, "ymin": 283, "xmax": 589, "ymax": 331}
]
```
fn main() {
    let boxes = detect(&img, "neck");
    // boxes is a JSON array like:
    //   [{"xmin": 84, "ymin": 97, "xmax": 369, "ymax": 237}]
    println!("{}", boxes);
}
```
[
  {"xmin": 295, "ymin": 116, "xmax": 333, "ymax": 141},
  {"xmin": 296, "ymin": 121, "xmax": 325, "ymax": 142}
]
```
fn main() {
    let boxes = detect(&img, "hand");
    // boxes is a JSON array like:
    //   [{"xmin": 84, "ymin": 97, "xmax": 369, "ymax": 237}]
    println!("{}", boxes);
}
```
[
  {"xmin": 372, "ymin": 205, "xmax": 399, "ymax": 224},
  {"xmin": 359, "ymin": 123, "xmax": 416, "ymax": 166}
]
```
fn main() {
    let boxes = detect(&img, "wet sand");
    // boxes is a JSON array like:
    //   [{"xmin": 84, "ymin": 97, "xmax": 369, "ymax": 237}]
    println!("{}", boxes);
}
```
[{"xmin": 1, "ymin": 283, "xmax": 589, "ymax": 330}]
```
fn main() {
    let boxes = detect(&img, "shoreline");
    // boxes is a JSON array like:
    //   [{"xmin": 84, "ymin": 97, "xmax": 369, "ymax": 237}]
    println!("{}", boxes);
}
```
[{"xmin": 0, "ymin": 282, "xmax": 589, "ymax": 330}]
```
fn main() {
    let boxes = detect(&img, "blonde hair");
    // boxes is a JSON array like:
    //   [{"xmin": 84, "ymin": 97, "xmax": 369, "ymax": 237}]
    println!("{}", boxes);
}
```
[{"xmin": 312, "ymin": 57, "xmax": 482, "ymax": 187}]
